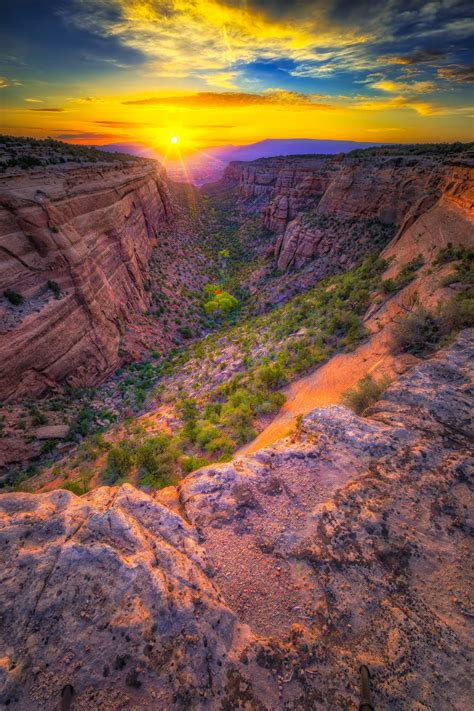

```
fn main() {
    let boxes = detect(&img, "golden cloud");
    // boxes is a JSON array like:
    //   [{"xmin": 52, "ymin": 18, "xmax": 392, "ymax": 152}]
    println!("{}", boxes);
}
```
[
  {"xmin": 122, "ymin": 90, "xmax": 333, "ymax": 109},
  {"xmin": 66, "ymin": 0, "xmax": 369, "ymax": 80},
  {"xmin": 353, "ymin": 94, "xmax": 461, "ymax": 117},
  {"xmin": 92, "ymin": 120, "xmax": 154, "ymax": 127},
  {"xmin": 370, "ymin": 79, "xmax": 437, "ymax": 94}
]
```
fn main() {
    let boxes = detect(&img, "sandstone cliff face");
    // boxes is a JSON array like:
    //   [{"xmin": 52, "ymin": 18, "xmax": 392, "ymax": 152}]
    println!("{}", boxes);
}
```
[
  {"xmin": 230, "ymin": 156, "xmax": 332, "ymax": 222},
  {"xmin": 0, "ymin": 163, "xmax": 172, "ymax": 399},
  {"xmin": 225, "ymin": 154, "xmax": 474, "ymax": 273},
  {"xmin": 1, "ymin": 331, "xmax": 472, "ymax": 710}
]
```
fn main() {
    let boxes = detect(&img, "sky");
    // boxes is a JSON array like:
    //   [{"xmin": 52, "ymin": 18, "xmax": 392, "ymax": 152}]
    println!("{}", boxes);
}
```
[{"xmin": 1, "ymin": 0, "xmax": 473, "ymax": 154}]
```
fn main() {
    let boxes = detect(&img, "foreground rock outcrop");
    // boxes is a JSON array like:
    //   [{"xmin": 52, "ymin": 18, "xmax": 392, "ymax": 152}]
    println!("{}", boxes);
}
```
[
  {"xmin": 1, "ymin": 331, "xmax": 472, "ymax": 709},
  {"xmin": 0, "ymin": 161, "xmax": 172, "ymax": 399}
]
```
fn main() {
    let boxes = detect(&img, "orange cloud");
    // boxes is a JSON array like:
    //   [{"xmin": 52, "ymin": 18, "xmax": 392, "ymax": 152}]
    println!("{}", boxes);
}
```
[
  {"xmin": 370, "ymin": 79, "xmax": 437, "ymax": 94},
  {"xmin": 122, "ymin": 90, "xmax": 333, "ymax": 109}
]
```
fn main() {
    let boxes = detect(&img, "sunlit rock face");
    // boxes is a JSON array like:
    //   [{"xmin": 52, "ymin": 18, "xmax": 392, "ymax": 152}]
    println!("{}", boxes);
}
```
[
  {"xmin": 0, "ymin": 484, "xmax": 268, "ymax": 710},
  {"xmin": 224, "ymin": 153, "xmax": 474, "ymax": 273},
  {"xmin": 1, "ymin": 331, "xmax": 472, "ymax": 710},
  {"xmin": 0, "ymin": 162, "xmax": 172, "ymax": 400}
]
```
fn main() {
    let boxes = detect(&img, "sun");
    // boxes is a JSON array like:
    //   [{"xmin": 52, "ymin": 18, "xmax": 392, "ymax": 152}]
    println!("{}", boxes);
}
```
[{"xmin": 170, "ymin": 135, "xmax": 178, "ymax": 144}]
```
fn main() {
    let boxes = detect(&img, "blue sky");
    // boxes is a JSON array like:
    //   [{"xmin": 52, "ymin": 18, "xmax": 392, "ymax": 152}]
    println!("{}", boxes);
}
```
[{"xmin": 1, "ymin": 0, "xmax": 473, "ymax": 148}]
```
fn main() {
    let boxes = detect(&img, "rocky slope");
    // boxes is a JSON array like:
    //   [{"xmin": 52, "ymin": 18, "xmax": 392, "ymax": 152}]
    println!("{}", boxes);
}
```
[
  {"xmin": 239, "ymin": 187, "xmax": 474, "ymax": 455},
  {"xmin": 0, "ymin": 161, "xmax": 172, "ymax": 400},
  {"xmin": 224, "ymin": 149, "xmax": 473, "ymax": 273},
  {"xmin": 1, "ymin": 331, "xmax": 472, "ymax": 710}
]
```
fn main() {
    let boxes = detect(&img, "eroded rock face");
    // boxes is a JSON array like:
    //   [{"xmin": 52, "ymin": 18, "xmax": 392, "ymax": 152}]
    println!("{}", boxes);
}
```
[
  {"xmin": 1, "ymin": 331, "xmax": 472, "ymax": 709},
  {"xmin": 224, "ymin": 154, "xmax": 474, "ymax": 273},
  {"xmin": 0, "ymin": 163, "xmax": 172, "ymax": 399},
  {"xmin": 0, "ymin": 485, "xmax": 273, "ymax": 710}
]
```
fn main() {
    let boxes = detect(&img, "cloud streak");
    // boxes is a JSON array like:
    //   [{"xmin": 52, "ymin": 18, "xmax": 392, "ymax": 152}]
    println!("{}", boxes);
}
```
[
  {"xmin": 437, "ymin": 65, "xmax": 474, "ymax": 83},
  {"xmin": 64, "ymin": 0, "xmax": 369, "ymax": 81},
  {"xmin": 29, "ymin": 107, "xmax": 66, "ymax": 112},
  {"xmin": 122, "ymin": 90, "xmax": 334, "ymax": 109}
]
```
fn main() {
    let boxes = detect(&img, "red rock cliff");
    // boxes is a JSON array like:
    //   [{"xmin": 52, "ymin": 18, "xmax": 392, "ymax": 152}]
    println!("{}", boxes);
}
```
[
  {"xmin": 0, "ymin": 162, "xmax": 172, "ymax": 400},
  {"xmin": 224, "ymin": 153, "xmax": 474, "ymax": 272}
]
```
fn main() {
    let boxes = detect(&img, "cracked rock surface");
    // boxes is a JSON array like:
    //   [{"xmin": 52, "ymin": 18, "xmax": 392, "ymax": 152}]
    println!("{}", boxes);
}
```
[{"xmin": 1, "ymin": 331, "xmax": 473, "ymax": 709}]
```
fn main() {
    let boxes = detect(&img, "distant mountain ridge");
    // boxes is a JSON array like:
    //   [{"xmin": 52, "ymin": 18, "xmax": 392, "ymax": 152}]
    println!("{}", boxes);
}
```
[
  {"xmin": 97, "ymin": 138, "xmax": 387, "ymax": 184},
  {"xmin": 205, "ymin": 138, "xmax": 385, "ymax": 162}
]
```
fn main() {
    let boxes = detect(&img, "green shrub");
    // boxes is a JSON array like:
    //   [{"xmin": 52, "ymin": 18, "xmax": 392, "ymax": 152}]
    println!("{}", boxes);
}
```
[
  {"xmin": 438, "ymin": 290, "xmax": 474, "ymax": 335},
  {"xmin": 256, "ymin": 363, "xmax": 288, "ymax": 390},
  {"xmin": 60, "ymin": 480, "xmax": 88, "ymax": 496},
  {"xmin": 179, "ymin": 398, "xmax": 199, "ymax": 421},
  {"xmin": 181, "ymin": 454, "xmax": 210, "ymax": 473},
  {"xmin": 41, "ymin": 439, "xmax": 56, "ymax": 454},
  {"xmin": 135, "ymin": 434, "xmax": 178, "ymax": 480},
  {"xmin": 105, "ymin": 446, "xmax": 134, "ymax": 482},
  {"xmin": 47, "ymin": 280, "xmax": 61, "ymax": 298},
  {"xmin": 69, "ymin": 406, "xmax": 96, "ymax": 438},
  {"xmin": 434, "ymin": 242, "xmax": 462, "ymax": 266},
  {"xmin": 219, "ymin": 401, "xmax": 252, "ymax": 430},
  {"xmin": 342, "ymin": 374, "xmax": 391, "ymax": 414},
  {"xmin": 81, "ymin": 433, "xmax": 111, "ymax": 459},
  {"xmin": 390, "ymin": 306, "xmax": 440, "ymax": 355},
  {"xmin": 30, "ymin": 407, "xmax": 47, "ymax": 426},
  {"xmin": 178, "ymin": 326, "xmax": 193, "ymax": 339},
  {"xmin": 205, "ymin": 435, "xmax": 233, "ymax": 455},
  {"xmin": 381, "ymin": 256, "xmax": 424, "ymax": 294},
  {"xmin": 381, "ymin": 278, "xmax": 397, "ymax": 294},
  {"xmin": 194, "ymin": 420, "xmax": 221, "ymax": 448},
  {"xmin": 443, "ymin": 247, "xmax": 473, "ymax": 286},
  {"xmin": 204, "ymin": 285, "xmax": 238, "ymax": 314},
  {"xmin": 4, "ymin": 288, "xmax": 23, "ymax": 305}
]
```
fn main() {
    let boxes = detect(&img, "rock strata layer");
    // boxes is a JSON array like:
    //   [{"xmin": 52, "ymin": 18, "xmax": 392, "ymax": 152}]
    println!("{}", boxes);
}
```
[
  {"xmin": 0, "ymin": 162, "xmax": 172, "ymax": 399},
  {"xmin": 1, "ymin": 330, "xmax": 472, "ymax": 710}
]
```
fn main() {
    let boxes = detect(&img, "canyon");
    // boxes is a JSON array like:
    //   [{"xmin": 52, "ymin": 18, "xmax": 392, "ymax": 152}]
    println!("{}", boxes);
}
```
[
  {"xmin": 0, "ymin": 139, "xmax": 473, "ymax": 710},
  {"xmin": 1, "ymin": 144, "xmax": 472, "ymax": 404}
]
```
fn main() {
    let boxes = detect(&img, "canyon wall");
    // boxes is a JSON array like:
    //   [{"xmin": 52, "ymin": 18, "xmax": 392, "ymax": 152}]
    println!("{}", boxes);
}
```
[
  {"xmin": 224, "ymin": 152, "xmax": 474, "ymax": 272},
  {"xmin": 0, "ymin": 162, "xmax": 172, "ymax": 400}
]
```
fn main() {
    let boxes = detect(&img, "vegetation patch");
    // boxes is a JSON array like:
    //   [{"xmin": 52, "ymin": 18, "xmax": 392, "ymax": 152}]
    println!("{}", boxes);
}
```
[
  {"xmin": 381, "ymin": 255, "xmax": 424, "ymax": 294},
  {"xmin": 47, "ymin": 280, "xmax": 61, "ymax": 299},
  {"xmin": 105, "ymin": 432, "xmax": 179, "ymax": 489},
  {"xmin": 391, "ymin": 291, "xmax": 474, "ymax": 356},
  {"xmin": 203, "ymin": 284, "xmax": 239, "ymax": 315},
  {"xmin": 342, "ymin": 374, "xmax": 391, "ymax": 414},
  {"xmin": 3, "ymin": 288, "xmax": 23, "ymax": 306}
]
